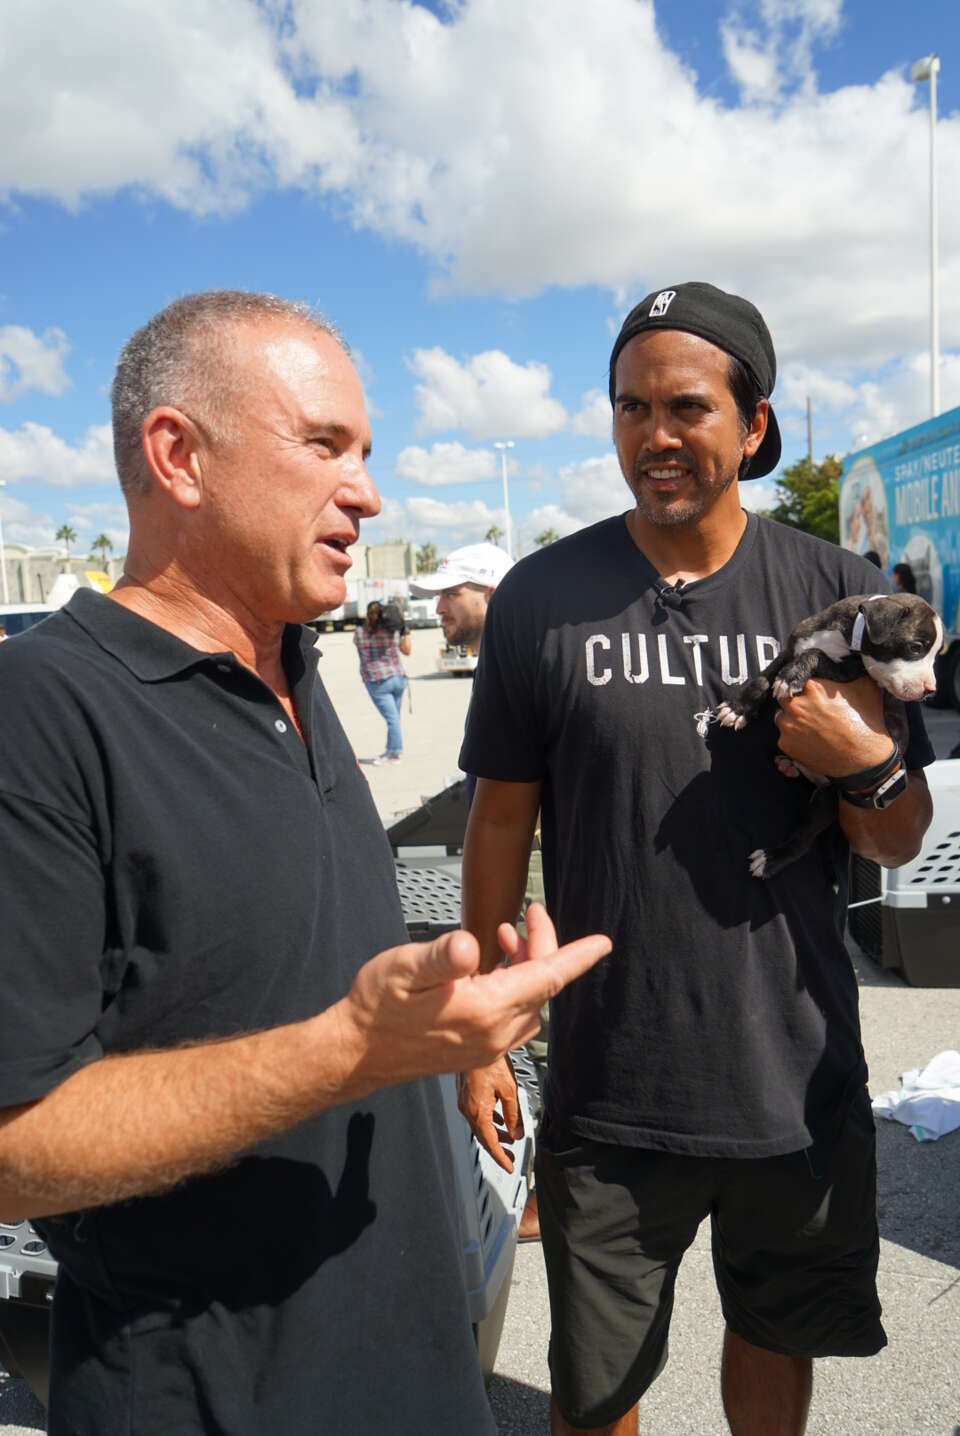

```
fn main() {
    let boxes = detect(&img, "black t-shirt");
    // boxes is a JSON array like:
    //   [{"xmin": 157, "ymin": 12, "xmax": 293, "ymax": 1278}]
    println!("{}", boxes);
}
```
[
  {"xmin": 0, "ymin": 591, "xmax": 493, "ymax": 1436},
  {"xmin": 461, "ymin": 512, "xmax": 934, "ymax": 1158}
]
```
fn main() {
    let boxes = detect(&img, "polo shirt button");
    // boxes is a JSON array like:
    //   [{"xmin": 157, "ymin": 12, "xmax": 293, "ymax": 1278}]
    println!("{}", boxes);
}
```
[
  {"xmin": 216, "ymin": 663, "xmax": 231, "ymax": 673},
  {"xmin": 274, "ymin": 719, "xmax": 288, "ymax": 734}
]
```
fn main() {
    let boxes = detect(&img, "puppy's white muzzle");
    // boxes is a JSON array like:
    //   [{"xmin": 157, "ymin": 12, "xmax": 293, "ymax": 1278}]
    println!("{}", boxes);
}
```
[{"xmin": 862, "ymin": 654, "xmax": 937, "ymax": 703}]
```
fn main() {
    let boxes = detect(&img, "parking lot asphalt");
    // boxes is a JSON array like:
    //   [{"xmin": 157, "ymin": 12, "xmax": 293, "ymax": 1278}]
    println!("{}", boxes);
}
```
[{"xmin": 2, "ymin": 630, "xmax": 958, "ymax": 1434}]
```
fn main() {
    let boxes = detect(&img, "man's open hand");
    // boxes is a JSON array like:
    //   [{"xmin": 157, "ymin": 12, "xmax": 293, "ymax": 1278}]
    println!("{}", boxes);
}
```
[{"xmin": 336, "ymin": 903, "xmax": 609, "ymax": 1111}]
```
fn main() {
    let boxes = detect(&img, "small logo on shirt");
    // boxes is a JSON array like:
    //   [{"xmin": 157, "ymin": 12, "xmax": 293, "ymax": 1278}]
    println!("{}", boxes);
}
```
[{"xmin": 650, "ymin": 290, "xmax": 677, "ymax": 318}]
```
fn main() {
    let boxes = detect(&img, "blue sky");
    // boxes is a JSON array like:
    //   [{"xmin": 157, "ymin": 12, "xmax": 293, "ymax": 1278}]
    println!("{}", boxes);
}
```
[{"xmin": 2, "ymin": 0, "xmax": 958, "ymax": 562}]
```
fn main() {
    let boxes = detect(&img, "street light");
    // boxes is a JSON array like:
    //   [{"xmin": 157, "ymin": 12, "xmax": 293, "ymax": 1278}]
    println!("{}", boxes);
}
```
[
  {"xmin": 911, "ymin": 53, "xmax": 940, "ymax": 417},
  {"xmin": 493, "ymin": 440, "xmax": 514, "ymax": 559},
  {"xmin": 0, "ymin": 480, "xmax": 9, "ymax": 604}
]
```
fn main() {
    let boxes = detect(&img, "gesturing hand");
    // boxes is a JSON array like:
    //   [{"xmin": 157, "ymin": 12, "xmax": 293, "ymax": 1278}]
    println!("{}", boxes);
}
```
[{"xmin": 337, "ymin": 904, "xmax": 610, "ymax": 1104}]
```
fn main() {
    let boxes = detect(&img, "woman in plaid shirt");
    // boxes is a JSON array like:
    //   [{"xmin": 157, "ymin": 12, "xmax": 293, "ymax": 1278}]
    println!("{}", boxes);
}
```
[{"xmin": 354, "ymin": 601, "xmax": 412, "ymax": 764}]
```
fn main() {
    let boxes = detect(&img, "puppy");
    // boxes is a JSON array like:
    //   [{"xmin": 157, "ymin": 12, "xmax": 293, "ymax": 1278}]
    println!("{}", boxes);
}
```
[{"xmin": 713, "ymin": 593, "xmax": 942, "ymax": 879}]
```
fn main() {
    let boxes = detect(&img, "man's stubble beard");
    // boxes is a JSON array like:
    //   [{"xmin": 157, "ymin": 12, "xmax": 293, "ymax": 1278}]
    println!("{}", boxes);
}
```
[
  {"xmin": 630, "ymin": 460, "xmax": 740, "ymax": 528},
  {"xmin": 443, "ymin": 618, "xmax": 483, "ymax": 648}
]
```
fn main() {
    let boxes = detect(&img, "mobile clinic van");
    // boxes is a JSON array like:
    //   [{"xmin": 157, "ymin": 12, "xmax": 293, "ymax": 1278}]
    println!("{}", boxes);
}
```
[
  {"xmin": 841, "ymin": 408, "xmax": 960, "ymax": 985},
  {"xmin": 839, "ymin": 404, "xmax": 960, "ymax": 709}
]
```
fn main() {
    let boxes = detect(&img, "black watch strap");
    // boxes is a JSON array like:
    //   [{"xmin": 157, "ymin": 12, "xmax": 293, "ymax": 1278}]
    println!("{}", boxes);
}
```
[
  {"xmin": 839, "ymin": 768, "xmax": 907, "ymax": 809},
  {"xmin": 833, "ymin": 742, "xmax": 900, "ymax": 792},
  {"xmin": 834, "ymin": 742, "xmax": 906, "ymax": 809}
]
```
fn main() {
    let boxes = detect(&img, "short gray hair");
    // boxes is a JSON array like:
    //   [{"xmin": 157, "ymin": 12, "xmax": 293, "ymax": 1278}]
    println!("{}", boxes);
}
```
[{"xmin": 110, "ymin": 291, "xmax": 346, "ymax": 500}]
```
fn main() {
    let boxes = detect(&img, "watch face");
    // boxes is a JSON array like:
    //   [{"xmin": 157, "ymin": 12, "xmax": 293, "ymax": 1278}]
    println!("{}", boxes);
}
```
[{"xmin": 874, "ymin": 771, "xmax": 907, "ymax": 808}]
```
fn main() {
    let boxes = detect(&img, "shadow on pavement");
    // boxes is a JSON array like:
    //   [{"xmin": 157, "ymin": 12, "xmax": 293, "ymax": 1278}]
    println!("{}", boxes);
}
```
[
  {"xmin": 486, "ymin": 1373, "xmax": 550, "ymax": 1434},
  {"xmin": 876, "ymin": 1119, "xmax": 960, "ymax": 1271},
  {"xmin": 0, "ymin": 1372, "xmax": 45, "ymax": 1431}
]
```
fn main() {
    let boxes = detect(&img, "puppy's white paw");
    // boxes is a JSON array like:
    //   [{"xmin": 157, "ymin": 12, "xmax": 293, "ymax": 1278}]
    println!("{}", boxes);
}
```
[
  {"xmin": 774, "ymin": 756, "xmax": 801, "ymax": 779},
  {"xmin": 748, "ymin": 848, "xmax": 768, "ymax": 879},
  {"xmin": 715, "ymin": 703, "xmax": 747, "ymax": 730},
  {"xmin": 771, "ymin": 678, "xmax": 791, "ymax": 703}
]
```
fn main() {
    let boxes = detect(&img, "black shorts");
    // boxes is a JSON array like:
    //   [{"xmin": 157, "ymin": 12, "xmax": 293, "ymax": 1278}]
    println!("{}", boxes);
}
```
[{"xmin": 535, "ymin": 1089, "xmax": 886, "ymax": 1428}]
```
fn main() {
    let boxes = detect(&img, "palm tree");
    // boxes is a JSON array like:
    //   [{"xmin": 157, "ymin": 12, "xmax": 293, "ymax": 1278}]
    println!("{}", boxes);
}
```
[
  {"xmin": 56, "ymin": 524, "xmax": 78, "ymax": 569},
  {"xmin": 535, "ymin": 528, "xmax": 559, "ymax": 547},
  {"xmin": 416, "ymin": 542, "xmax": 438, "ymax": 573},
  {"xmin": 90, "ymin": 533, "xmax": 114, "ymax": 567},
  {"xmin": 485, "ymin": 525, "xmax": 503, "ymax": 545}
]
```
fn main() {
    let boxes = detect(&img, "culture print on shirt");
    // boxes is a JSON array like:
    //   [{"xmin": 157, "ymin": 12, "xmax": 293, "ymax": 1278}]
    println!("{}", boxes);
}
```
[{"xmin": 584, "ymin": 631, "xmax": 781, "ymax": 689}]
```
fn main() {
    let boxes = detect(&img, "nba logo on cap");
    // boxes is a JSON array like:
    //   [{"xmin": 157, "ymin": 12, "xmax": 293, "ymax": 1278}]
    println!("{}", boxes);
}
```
[{"xmin": 650, "ymin": 290, "xmax": 676, "ymax": 318}]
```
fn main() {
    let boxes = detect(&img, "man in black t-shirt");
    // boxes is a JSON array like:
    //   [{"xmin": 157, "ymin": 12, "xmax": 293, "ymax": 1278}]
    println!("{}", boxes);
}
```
[
  {"xmin": 0, "ymin": 292, "xmax": 611, "ymax": 1436},
  {"xmin": 459, "ymin": 283, "xmax": 934, "ymax": 1436}
]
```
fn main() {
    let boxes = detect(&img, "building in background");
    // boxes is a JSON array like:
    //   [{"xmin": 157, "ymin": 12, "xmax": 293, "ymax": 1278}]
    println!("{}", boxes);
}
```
[
  {"xmin": 1, "ymin": 544, "xmax": 125, "ymax": 605},
  {"xmin": 361, "ymin": 541, "xmax": 417, "ymax": 580},
  {"xmin": 1, "ymin": 540, "xmax": 419, "ymax": 612}
]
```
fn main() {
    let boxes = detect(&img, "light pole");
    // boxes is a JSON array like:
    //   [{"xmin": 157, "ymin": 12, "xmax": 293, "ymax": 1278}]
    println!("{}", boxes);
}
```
[
  {"xmin": 0, "ymin": 480, "xmax": 10, "ymax": 604},
  {"xmin": 493, "ymin": 440, "xmax": 514, "ymax": 558},
  {"xmin": 911, "ymin": 53, "xmax": 940, "ymax": 417}
]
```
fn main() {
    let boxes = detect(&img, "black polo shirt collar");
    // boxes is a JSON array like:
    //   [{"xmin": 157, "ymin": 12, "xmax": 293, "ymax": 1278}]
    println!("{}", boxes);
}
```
[{"xmin": 64, "ymin": 588, "xmax": 320, "ymax": 685}]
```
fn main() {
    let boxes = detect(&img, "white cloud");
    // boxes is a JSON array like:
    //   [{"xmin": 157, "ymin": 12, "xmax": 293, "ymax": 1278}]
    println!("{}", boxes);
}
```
[
  {"xmin": 349, "ymin": 349, "xmax": 383, "ymax": 419},
  {"xmin": 409, "ymin": 347, "xmax": 567, "ymax": 440},
  {"xmin": 395, "ymin": 441, "xmax": 497, "ymax": 487},
  {"xmin": 775, "ymin": 350, "xmax": 960, "ymax": 453},
  {"xmin": 0, "ymin": 489, "xmax": 128, "ymax": 552},
  {"xmin": 2, "ymin": 0, "xmax": 959, "ymax": 374},
  {"xmin": 721, "ymin": 0, "xmax": 843, "ymax": 105},
  {"xmin": 0, "ymin": 421, "xmax": 115, "ymax": 487},
  {"xmin": 0, "ymin": 326, "xmax": 72, "ymax": 401},
  {"xmin": 739, "ymin": 477, "xmax": 779, "ymax": 513},
  {"xmin": 570, "ymin": 389, "xmax": 612, "ymax": 441},
  {"xmin": 0, "ymin": 489, "xmax": 61, "ymax": 549},
  {"xmin": 556, "ymin": 454, "xmax": 630, "ymax": 524},
  {"xmin": 63, "ymin": 499, "xmax": 130, "ymax": 552}
]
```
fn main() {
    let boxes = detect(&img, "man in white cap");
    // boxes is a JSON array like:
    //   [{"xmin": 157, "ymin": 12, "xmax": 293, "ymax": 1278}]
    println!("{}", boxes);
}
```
[{"xmin": 410, "ymin": 541, "xmax": 513, "ymax": 652}]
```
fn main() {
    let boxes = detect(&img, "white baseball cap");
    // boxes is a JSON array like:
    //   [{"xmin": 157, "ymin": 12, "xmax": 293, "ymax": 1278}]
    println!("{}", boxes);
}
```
[{"xmin": 409, "ymin": 543, "xmax": 513, "ymax": 595}]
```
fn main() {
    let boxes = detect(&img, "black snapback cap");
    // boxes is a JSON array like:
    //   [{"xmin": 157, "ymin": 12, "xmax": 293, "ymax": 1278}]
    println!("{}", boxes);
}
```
[{"xmin": 608, "ymin": 281, "xmax": 781, "ymax": 479}]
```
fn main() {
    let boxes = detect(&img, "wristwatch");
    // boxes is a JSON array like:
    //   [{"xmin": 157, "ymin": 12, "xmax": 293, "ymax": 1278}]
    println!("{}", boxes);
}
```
[{"xmin": 834, "ymin": 744, "xmax": 907, "ymax": 810}]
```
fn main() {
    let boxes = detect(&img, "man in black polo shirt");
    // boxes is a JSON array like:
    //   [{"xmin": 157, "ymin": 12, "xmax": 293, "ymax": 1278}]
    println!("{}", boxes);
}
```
[{"xmin": 0, "ymin": 291, "xmax": 610, "ymax": 1436}]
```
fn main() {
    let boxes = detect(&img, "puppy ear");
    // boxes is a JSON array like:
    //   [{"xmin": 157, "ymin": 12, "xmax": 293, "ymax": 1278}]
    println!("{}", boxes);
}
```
[{"xmin": 859, "ymin": 598, "xmax": 897, "ymax": 646}]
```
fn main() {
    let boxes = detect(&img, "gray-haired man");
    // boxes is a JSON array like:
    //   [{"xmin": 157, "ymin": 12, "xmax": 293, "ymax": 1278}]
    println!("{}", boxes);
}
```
[{"xmin": 0, "ymin": 291, "xmax": 609, "ymax": 1434}]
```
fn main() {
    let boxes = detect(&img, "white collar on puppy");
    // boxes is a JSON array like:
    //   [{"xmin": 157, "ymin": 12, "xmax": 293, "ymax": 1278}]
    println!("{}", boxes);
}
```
[{"xmin": 850, "ymin": 594, "xmax": 886, "ymax": 653}]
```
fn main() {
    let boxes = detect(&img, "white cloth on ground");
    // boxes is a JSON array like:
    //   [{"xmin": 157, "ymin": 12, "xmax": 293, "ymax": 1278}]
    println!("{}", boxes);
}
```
[{"xmin": 872, "ymin": 1050, "xmax": 960, "ymax": 1142}]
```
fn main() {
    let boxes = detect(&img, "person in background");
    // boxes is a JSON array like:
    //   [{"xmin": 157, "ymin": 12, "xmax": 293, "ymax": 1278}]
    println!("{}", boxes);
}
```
[
  {"xmin": 411, "ymin": 542, "xmax": 512, "ymax": 657},
  {"xmin": 410, "ymin": 543, "xmax": 513, "ymax": 808},
  {"xmin": 860, "ymin": 488, "xmax": 888, "ymax": 566},
  {"xmin": 864, "ymin": 550, "xmax": 882, "ymax": 568},
  {"xmin": 354, "ymin": 598, "xmax": 411, "ymax": 764},
  {"xmin": 892, "ymin": 562, "xmax": 917, "ymax": 594}
]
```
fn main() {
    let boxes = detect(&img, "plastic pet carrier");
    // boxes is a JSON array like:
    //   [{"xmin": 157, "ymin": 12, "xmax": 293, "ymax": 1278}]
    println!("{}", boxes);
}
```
[{"xmin": 849, "ymin": 759, "xmax": 960, "ymax": 986}]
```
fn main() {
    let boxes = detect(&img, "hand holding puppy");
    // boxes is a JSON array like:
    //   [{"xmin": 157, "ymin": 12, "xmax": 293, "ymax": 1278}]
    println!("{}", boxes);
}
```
[{"xmin": 773, "ymin": 674, "xmax": 894, "ymax": 780}]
